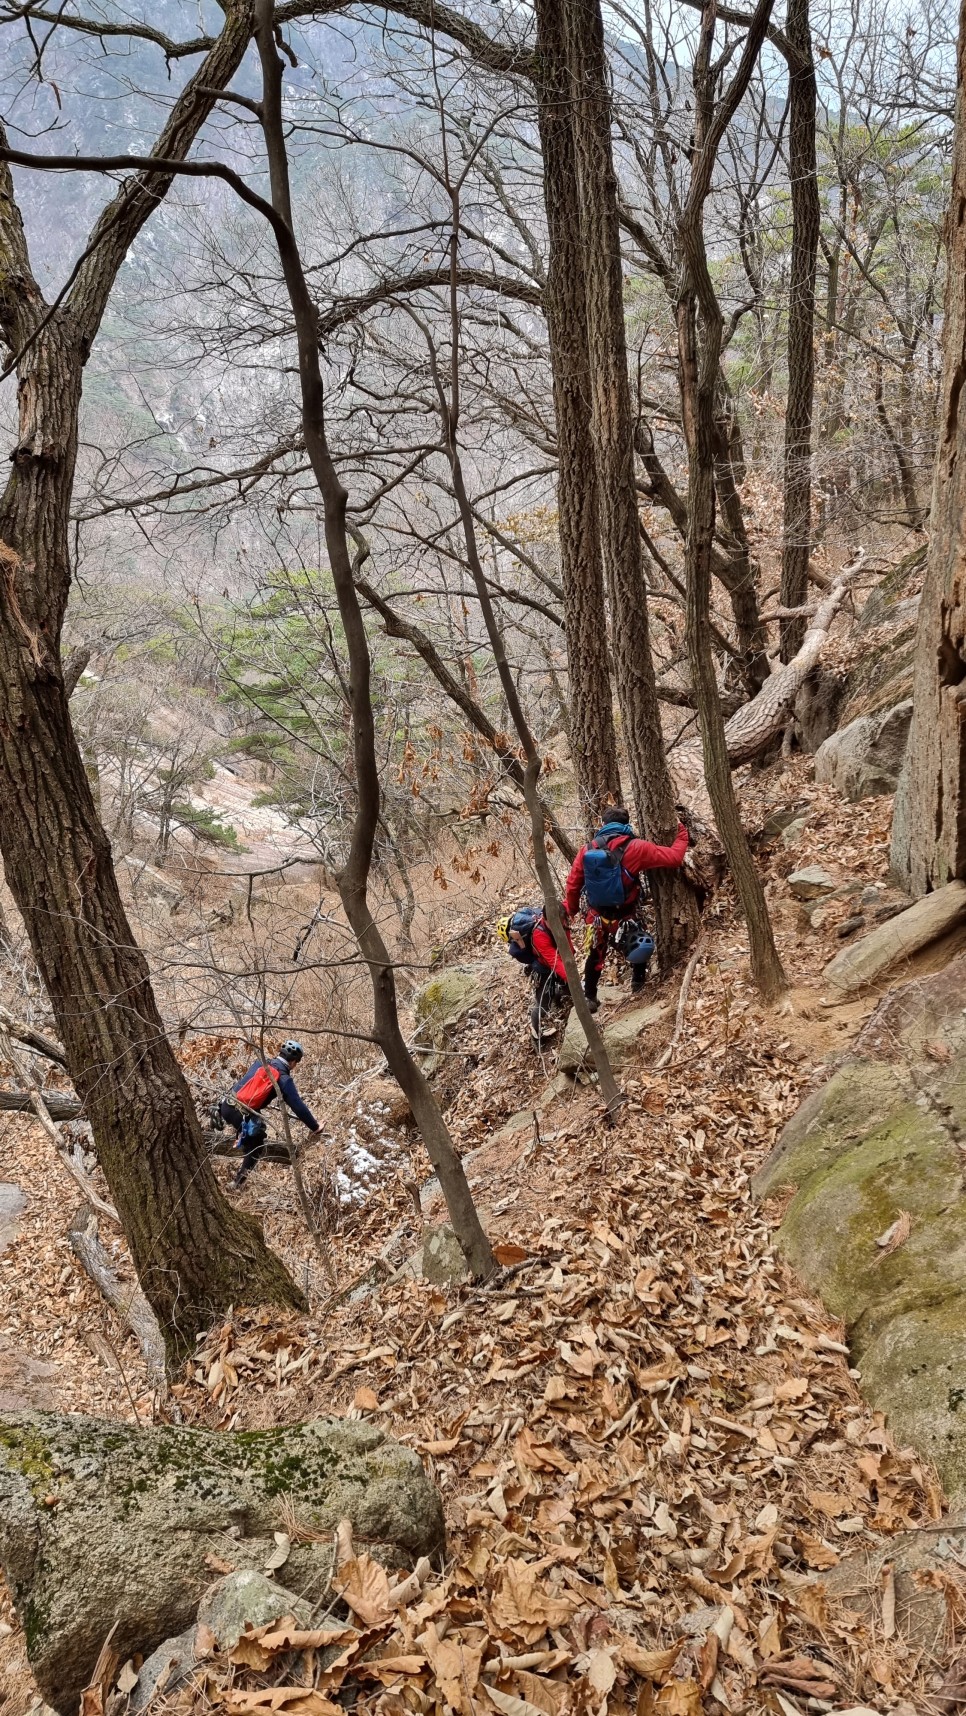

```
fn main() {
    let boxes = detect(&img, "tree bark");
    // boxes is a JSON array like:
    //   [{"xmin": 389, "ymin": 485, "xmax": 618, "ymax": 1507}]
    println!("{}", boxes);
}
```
[
  {"xmin": 532, "ymin": 0, "xmax": 623, "ymax": 825},
  {"xmin": 779, "ymin": 0, "xmax": 820, "ymax": 660},
  {"xmin": 254, "ymin": 0, "xmax": 494, "ymax": 1280},
  {"xmin": 677, "ymin": 0, "xmax": 786, "ymax": 1003},
  {"xmin": 563, "ymin": 0, "xmax": 700, "ymax": 961},
  {"xmin": 0, "ymin": 5, "xmax": 305, "ymax": 1359},
  {"xmin": 893, "ymin": 0, "xmax": 966, "ymax": 893}
]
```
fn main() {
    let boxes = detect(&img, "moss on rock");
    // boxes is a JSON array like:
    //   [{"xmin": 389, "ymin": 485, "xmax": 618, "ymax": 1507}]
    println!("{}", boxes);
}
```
[
  {"xmin": 0, "ymin": 1411, "xmax": 444, "ymax": 1714},
  {"xmin": 776, "ymin": 1099, "xmax": 959, "ymax": 1323},
  {"xmin": 413, "ymin": 968, "xmax": 486, "ymax": 1043}
]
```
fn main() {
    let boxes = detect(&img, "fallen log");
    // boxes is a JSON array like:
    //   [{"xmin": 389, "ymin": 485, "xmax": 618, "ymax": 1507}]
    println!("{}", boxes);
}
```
[
  {"xmin": 0, "ymin": 1004, "xmax": 67, "ymax": 1068},
  {"xmin": 722, "ymin": 549, "xmax": 868, "ymax": 764},
  {"xmin": 671, "ymin": 549, "xmax": 869, "ymax": 814},
  {"xmin": 68, "ymin": 1204, "xmax": 167, "ymax": 1391},
  {"xmin": 0, "ymin": 1087, "xmax": 81, "ymax": 1119}
]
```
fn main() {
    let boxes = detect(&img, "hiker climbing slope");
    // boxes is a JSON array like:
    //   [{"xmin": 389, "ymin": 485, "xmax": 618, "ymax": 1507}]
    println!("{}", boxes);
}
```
[
  {"xmin": 497, "ymin": 906, "xmax": 575, "ymax": 1046},
  {"xmin": 218, "ymin": 1039, "xmax": 322, "ymax": 1188},
  {"xmin": 563, "ymin": 808, "xmax": 690, "ymax": 1008}
]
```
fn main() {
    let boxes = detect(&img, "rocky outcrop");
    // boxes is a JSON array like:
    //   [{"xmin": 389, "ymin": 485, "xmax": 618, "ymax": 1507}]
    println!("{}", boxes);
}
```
[
  {"xmin": 787, "ymin": 866, "xmax": 836, "ymax": 901},
  {"xmin": 559, "ymin": 999, "xmax": 670, "ymax": 1076},
  {"xmin": 413, "ymin": 967, "xmax": 488, "ymax": 1045},
  {"xmin": 0, "ymin": 1182, "xmax": 26, "ymax": 1252},
  {"xmin": 0, "ymin": 1411, "xmax": 444, "ymax": 1712},
  {"xmin": 823, "ymin": 880, "xmax": 966, "ymax": 992},
  {"xmin": 753, "ymin": 953, "xmax": 966, "ymax": 1500},
  {"xmin": 814, "ymin": 699, "xmax": 913, "ymax": 801}
]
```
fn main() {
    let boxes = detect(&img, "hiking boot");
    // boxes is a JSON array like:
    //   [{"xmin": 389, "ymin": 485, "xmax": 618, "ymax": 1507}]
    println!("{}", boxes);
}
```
[
  {"xmin": 232, "ymin": 1169, "xmax": 249, "ymax": 1190},
  {"xmin": 631, "ymin": 973, "xmax": 648, "ymax": 995},
  {"xmin": 583, "ymin": 993, "xmax": 600, "ymax": 1014},
  {"xmin": 530, "ymin": 1000, "xmax": 559, "ymax": 1044}
]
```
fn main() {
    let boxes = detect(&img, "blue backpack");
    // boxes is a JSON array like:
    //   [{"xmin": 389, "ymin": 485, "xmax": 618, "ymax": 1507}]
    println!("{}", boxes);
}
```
[
  {"xmin": 583, "ymin": 823, "xmax": 635, "ymax": 916},
  {"xmin": 506, "ymin": 907, "xmax": 541, "ymax": 963}
]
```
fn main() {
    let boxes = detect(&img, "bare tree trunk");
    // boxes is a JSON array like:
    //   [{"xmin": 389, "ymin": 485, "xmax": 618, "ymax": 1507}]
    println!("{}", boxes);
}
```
[
  {"xmin": 254, "ymin": 1, "xmax": 493, "ymax": 1280},
  {"xmin": 414, "ymin": 177, "xmax": 622, "ymax": 1113},
  {"xmin": 533, "ymin": 0, "xmax": 623, "ymax": 824},
  {"xmin": 563, "ymin": 0, "xmax": 700, "ymax": 962},
  {"xmin": 779, "ymin": 0, "xmax": 820, "ymax": 660},
  {"xmin": 893, "ymin": 3, "xmax": 966, "ymax": 893},
  {"xmin": 0, "ymin": 8, "xmax": 305, "ymax": 1359},
  {"xmin": 677, "ymin": 0, "xmax": 786, "ymax": 1003}
]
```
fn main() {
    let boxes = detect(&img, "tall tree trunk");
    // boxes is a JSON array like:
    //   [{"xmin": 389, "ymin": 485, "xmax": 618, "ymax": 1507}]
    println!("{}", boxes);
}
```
[
  {"xmin": 779, "ymin": 0, "xmax": 820, "ymax": 660},
  {"xmin": 563, "ymin": 0, "xmax": 700, "ymax": 960},
  {"xmin": 533, "ymin": 0, "xmax": 623, "ymax": 826},
  {"xmin": 892, "ymin": 0, "xmax": 966, "ymax": 894},
  {"xmin": 0, "ymin": 348, "xmax": 301, "ymax": 1357},
  {"xmin": 0, "ymin": 10, "xmax": 305, "ymax": 1360},
  {"xmin": 677, "ymin": 0, "xmax": 786, "ymax": 1003},
  {"xmin": 254, "ymin": 1, "xmax": 494, "ymax": 1279}
]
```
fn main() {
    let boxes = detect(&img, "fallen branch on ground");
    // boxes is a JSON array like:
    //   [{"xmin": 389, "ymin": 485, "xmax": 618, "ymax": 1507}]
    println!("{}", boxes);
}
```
[
  {"xmin": 722, "ymin": 549, "xmax": 868, "ymax": 765},
  {"xmin": 655, "ymin": 945, "xmax": 702, "ymax": 1070},
  {"xmin": 0, "ymin": 1003, "xmax": 68, "ymax": 1068},
  {"xmin": 68, "ymin": 1205, "xmax": 168, "ymax": 1391},
  {"xmin": 0, "ymin": 1087, "xmax": 81, "ymax": 1119},
  {"xmin": 0, "ymin": 1026, "xmax": 118, "ymax": 1221}
]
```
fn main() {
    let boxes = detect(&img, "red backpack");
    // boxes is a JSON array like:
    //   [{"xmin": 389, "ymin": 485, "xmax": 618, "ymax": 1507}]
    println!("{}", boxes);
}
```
[{"xmin": 235, "ymin": 1064, "xmax": 277, "ymax": 1110}]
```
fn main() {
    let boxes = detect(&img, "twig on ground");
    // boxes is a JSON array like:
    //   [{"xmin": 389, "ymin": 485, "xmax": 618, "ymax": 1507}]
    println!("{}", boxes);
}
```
[{"xmin": 655, "ymin": 946, "xmax": 702, "ymax": 1070}]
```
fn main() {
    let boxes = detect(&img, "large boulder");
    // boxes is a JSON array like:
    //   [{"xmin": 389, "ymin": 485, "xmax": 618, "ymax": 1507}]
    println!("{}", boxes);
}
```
[
  {"xmin": 823, "ymin": 880, "xmax": 966, "ymax": 993},
  {"xmin": 559, "ymin": 999, "xmax": 670, "ymax": 1076},
  {"xmin": 0, "ymin": 1411, "xmax": 444, "ymax": 1713},
  {"xmin": 813, "ymin": 700, "xmax": 913, "ymax": 801},
  {"xmin": 753, "ymin": 955, "xmax": 966, "ymax": 1501}
]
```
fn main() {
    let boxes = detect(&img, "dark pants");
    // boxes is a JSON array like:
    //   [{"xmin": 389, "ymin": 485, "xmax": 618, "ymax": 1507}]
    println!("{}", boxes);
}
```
[
  {"xmin": 584, "ymin": 915, "xmax": 648, "ymax": 996},
  {"xmin": 219, "ymin": 1099, "xmax": 268, "ymax": 1177},
  {"xmin": 530, "ymin": 964, "xmax": 566, "ymax": 1040}
]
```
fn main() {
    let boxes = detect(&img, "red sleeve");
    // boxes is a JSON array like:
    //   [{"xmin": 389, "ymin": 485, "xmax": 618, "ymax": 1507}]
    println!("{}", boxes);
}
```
[
  {"xmin": 563, "ymin": 847, "xmax": 587, "ymax": 917},
  {"xmin": 621, "ymin": 823, "xmax": 689, "ymax": 874},
  {"xmin": 532, "ymin": 921, "xmax": 570, "ymax": 979}
]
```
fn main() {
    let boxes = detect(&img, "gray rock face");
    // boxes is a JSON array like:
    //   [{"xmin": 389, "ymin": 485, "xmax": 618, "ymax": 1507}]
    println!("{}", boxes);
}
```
[
  {"xmin": 558, "ymin": 1000, "xmax": 669, "ymax": 1076},
  {"xmin": 824, "ymin": 880, "xmax": 966, "ymax": 993},
  {"xmin": 0, "ymin": 1411, "xmax": 444, "ymax": 1713},
  {"xmin": 417, "ymin": 1224, "xmax": 469, "ymax": 1286},
  {"xmin": 128, "ymin": 1624, "xmax": 200, "ymax": 1713},
  {"xmin": 822, "ymin": 1523, "xmax": 965, "ymax": 1659},
  {"xmin": 787, "ymin": 866, "xmax": 836, "ymax": 901},
  {"xmin": 413, "ymin": 967, "xmax": 488, "ymax": 1047},
  {"xmin": 814, "ymin": 698, "xmax": 913, "ymax": 802},
  {"xmin": 198, "ymin": 1570, "xmax": 312, "ymax": 1648},
  {"xmin": 0, "ymin": 1183, "xmax": 26, "ymax": 1253},
  {"xmin": 129, "ymin": 1572, "xmax": 314, "ymax": 1711},
  {"xmin": 753, "ymin": 954, "xmax": 966, "ymax": 1503}
]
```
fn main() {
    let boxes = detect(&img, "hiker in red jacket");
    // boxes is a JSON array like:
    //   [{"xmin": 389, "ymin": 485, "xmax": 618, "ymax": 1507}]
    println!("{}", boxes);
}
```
[
  {"xmin": 563, "ymin": 808, "xmax": 690, "ymax": 1008},
  {"xmin": 498, "ymin": 906, "xmax": 574, "ymax": 1046}
]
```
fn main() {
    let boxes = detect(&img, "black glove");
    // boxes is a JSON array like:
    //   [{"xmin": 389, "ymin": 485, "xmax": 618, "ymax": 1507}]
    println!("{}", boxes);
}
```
[{"xmin": 675, "ymin": 803, "xmax": 697, "ymax": 848}]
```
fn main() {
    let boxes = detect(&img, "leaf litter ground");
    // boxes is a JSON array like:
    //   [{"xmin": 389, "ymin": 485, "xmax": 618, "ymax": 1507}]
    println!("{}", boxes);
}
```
[{"xmin": 0, "ymin": 763, "xmax": 959, "ymax": 1715}]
